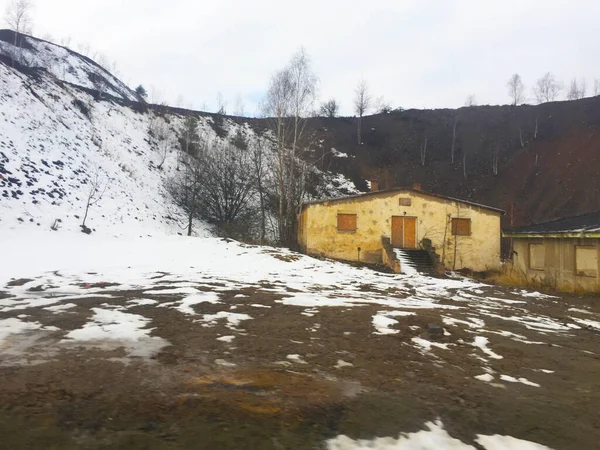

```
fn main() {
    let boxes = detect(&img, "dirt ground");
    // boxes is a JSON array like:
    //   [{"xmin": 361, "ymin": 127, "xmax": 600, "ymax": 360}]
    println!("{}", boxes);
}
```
[{"xmin": 0, "ymin": 274, "xmax": 599, "ymax": 450}]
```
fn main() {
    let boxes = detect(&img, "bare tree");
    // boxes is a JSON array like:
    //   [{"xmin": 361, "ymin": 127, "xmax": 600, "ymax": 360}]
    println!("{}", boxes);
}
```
[
  {"xmin": 60, "ymin": 36, "xmax": 72, "ymax": 48},
  {"xmin": 354, "ymin": 79, "xmax": 371, "ymax": 144},
  {"xmin": 319, "ymin": 98, "xmax": 339, "ymax": 117},
  {"xmin": 250, "ymin": 137, "xmax": 270, "ymax": 243},
  {"xmin": 4, "ymin": 0, "xmax": 34, "ymax": 65},
  {"xmin": 149, "ymin": 117, "xmax": 174, "ymax": 170},
  {"xmin": 451, "ymin": 116, "xmax": 458, "ymax": 164},
  {"xmin": 595, "ymin": 79, "xmax": 600, "ymax": 96},
  {"xmin": 533, "ymin": 72, "xmax": 562, "ymax": 103},
  {"xmin": 216, "ymin": 92, "xmax": 227, "ymax": 115},
  {"xmin": 507, "ymin": 73, "xmax": 525, "ymax": 105},
  {"xmin": 167, "ymin": 149, "xmax": 204, "ymax": 236},
  {"xmin": 195, "ymin": 140, "xmax": 258, "ymax": 237},
  {"xmin": 420, "ymin": 137, "xmax": 427, "ymax": 166},
  {"xmin": 373, "ymin": 96, "xmax": 392, "ymax": 114},
  {"xmin": 580, "ymin": 78, "xmax": 587, "ymax": 98},
  {"xmin": 464, "ymin": 94, "xmax": 477, "ymax": 107},
  {"xmin": 263, "ymin": 47, "xmax": 317, "ymax": 245},
  {"xmin": 519, "ymin": 128, "xmax": 525, "ymax": 147},
  {"xmin": 90, "ymin": 73, "xmax": 107, "ymax": 99},
  {"xmin": 234, "ymin": 93, "xmax": 245, "ymax": 116},
  {"xmin": 492, "ymin": 146, "xmax": 500, "ymax": 176},
  {"xmin": 566, "ymin": 77, "xmax": 586, "ymax": 100},
  {"xmin": 263, "ymin": 66, "xmax": 293, "ymax": 243},
  {"xmin": 81, "ymin": 166, "xmax": 107, "ymax": 233}
]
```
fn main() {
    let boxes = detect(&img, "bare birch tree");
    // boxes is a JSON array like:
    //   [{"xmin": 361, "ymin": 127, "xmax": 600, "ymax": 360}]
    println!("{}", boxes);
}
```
[
  {"xmin": 507, "ymin": 73, "xmax": 525, "ymax": 105},
  {"xmin": 81, "ymin": 166, "xmax": 107, "ymax": 233},
  {"xmin": 451, "ymin": 115, "xmax": 458, "ymax": 164},
  {"xmin": 149, "ymin": 117, "xmax": 174, "ymax": 170},
  {"xmin": 566, "ymin": 77, "xmax": 586, "ymax": 100},
  {"xmin": 263, "ymin": 48, "xmax": 317, "ymax": 245},
  {"xmin": 234, "ymin": 94, "xmax": 245, "ymax": 116},
  {"xmin": 216, "ymin": 92, "xmax": 227, "ymax": 115},
  {"xmin": 250, "ymin": 137, "xmax": 269, "ymax": 243},
  {"xmin": 492, "ymin": 146, "xmax": 500, "ymax": 176},
  {"xmin": 533, "ymin": 72, "xmax": 562, "ymax": 103},
  {"xmin": 420, "ymin": 137, "xmax": 427, "ymax": 167},
  {"xmin": 354, "ymin": 79, "xmax": 371, "ymax": 144},
  {"xmin": 4, "ymin": 0, "xmax": 34, "ymax": 65}
]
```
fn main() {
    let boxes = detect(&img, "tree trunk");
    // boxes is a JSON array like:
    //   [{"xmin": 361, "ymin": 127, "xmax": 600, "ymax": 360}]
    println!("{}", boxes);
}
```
[
  {"xmin": 451, "ymin": 120, "xmax": 457, "ymax": 163},
  {"xmin": 357, "ymin": 115, "xmax": 362, "ymax": 144}
]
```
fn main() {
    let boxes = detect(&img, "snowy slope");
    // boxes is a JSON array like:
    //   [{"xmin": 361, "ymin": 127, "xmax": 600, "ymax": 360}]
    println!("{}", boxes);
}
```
[
  {"xmin": 0, "ymin": 59, "xmax": 212, "ymax": 236},
  {"xmin": 0, "ymin": 33, "xmax": 359, "ymax": 238},
  {"xmin": 0, "ymin": 30, "xmax": 138, "ymax": 101}
]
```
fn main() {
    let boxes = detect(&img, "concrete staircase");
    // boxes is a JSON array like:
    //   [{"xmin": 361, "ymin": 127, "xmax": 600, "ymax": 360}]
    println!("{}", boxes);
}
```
[{"xmin": 396, "ymin": 249, "xmax": 435, "ymax": 274}]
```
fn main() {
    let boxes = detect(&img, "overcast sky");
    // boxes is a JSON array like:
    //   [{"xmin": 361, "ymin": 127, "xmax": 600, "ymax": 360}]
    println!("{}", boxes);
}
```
[{"xmin": 3, "ymin": 0, "xmax": 600, "ymax": 115}]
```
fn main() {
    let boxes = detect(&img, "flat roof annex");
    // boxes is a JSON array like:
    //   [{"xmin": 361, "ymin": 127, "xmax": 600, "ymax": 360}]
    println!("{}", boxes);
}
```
[
  {"xmin": 504, "ymin": 211, "xmax": 600, "ymax": 239},
  {"xmin": 301, "ymin": 188, "xmax": 505, "ymax": 215}
]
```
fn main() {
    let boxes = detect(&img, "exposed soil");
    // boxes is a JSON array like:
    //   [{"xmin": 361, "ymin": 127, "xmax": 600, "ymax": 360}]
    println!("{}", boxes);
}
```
[{"xmin": 0, "ymin": 279, "xmax": 599, "ymax": 450}]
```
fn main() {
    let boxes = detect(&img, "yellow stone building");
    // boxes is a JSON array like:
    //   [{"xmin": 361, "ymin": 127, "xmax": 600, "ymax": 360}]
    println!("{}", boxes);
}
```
[{"xmin": 298, "ymin": 187, "xmax": 504, "ymax": 272}]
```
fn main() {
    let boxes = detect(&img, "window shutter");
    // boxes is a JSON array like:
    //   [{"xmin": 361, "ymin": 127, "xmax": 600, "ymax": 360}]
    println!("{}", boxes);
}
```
[
  {"xmin": 337, "ymin": 214, "xmax": 357, "ymax": 231},
  {"xmin": 452, "ymin": 218, "xmax": 471, "ymax": 236}
]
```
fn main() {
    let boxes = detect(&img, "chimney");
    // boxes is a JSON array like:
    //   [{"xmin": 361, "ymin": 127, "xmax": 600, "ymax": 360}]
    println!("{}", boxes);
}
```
[
  {"xmin": 370, "ymin": 180, "xmax": 379, "ymax": 192},
  {"xmin": 413, "ymin": 183, "xmax": 422, "ymax": 191}
]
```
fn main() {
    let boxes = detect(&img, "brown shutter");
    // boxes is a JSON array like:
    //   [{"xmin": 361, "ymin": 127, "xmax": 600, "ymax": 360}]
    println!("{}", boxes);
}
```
[
  {"xmin": 337, "ymin": 214, "xmax": 357, "ymax": 231},
  {"xmin": 452, "ymin": 218, "xmax": 471, "ymax": 236}
]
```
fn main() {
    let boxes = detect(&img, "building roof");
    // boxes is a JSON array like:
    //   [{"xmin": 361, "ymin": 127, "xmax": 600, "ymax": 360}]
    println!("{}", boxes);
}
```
[
  {"xmin": 302, "ymin": 187, "xmax": 505, "ymax": 214},
  {"xmin": 504, "ymin": 211, "xmax": 600, "ymax": 238}
]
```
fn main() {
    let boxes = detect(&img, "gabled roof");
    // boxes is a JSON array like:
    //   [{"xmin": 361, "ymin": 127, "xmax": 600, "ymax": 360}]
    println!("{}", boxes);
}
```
[
  {"xmin": 302, "ymin": 187, "xmax": 505, "ymax": 214},
  {"xmin": 504, "ymin": 211, "xmax": 600, "ymax": 238}
]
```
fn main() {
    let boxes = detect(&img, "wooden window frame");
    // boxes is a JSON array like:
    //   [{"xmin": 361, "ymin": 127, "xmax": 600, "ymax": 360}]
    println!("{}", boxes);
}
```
[
  {"xmin": 575, "ymin": 245, "xmax": 598, "ymax": 278},
  {"xmin": 451, "ymin": 218, "xmax": 471, "ymax": 236},
  {"xmin": 528, "ymin": 243, "xmax": 545, "ymax": 271},
  {"xmin": 399, "ymin": 198, "xmax": 412, "ymax": 207},
  {"xmin": 337, "ymin": 213, "xmax": 357, "ymax": 233}
]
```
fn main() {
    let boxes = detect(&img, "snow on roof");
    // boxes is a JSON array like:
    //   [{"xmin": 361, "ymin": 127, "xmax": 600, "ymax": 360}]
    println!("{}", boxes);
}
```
[
  {"xmin": 506, "ymin": 211, "xmax": 600, "ymax": 236},
  {"xmin": 302, "ymin": 187, "xmax": 505, "ymax": 214}
]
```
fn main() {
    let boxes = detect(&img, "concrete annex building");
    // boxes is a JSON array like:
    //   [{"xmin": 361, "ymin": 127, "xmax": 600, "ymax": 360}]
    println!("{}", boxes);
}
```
[
  {"xmin": 298, "ymin": 186, "xmax": 504, "ymax": 272},
  {"xmin": 504, "ymin": 211, "xmax": 600, "ymax": 292}
]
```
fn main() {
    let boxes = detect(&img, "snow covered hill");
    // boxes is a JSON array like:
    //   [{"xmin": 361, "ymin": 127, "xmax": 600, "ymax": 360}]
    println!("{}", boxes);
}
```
[
  {"xmin": 0, "ymin": 57, "xmax": 202, "ymax": 236},
  {"xmin": 0, "ymin": 30, "xmax": 138, "ymax": 102},
  {"xmin": 0, "ymin": 31, "xmax": 359, "ymax": 238}
]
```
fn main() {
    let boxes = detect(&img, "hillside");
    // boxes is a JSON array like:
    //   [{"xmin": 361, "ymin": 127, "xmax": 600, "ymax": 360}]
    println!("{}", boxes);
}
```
[
  {"xmin": 2, "ymin": 29, "xmax": 598, "ymax": 237},
  {"xmin": 308, "ymin": 99, "xmax": 600, "ymax": 228},
  {"xmin": 0, "ymin": 31, "xmax": 359, "ymax": 237}
]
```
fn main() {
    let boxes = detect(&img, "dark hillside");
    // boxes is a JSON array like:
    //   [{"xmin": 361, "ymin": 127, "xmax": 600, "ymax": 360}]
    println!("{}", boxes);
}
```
[{"xmin": 304, "ymin": 98, "xmax": 600, "ymax": 228}]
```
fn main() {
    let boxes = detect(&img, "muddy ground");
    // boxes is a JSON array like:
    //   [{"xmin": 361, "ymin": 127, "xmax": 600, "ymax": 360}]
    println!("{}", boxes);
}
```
[{"xmin": 0, "ymin": 274, "xmax": 599, "ymax": 450}]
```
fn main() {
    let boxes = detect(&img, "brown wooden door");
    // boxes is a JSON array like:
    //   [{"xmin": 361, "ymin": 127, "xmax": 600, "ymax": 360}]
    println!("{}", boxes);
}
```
[
  {"xmin": 391, "ymin": 216, "xmax": 417, "ymax": 248},
  {"xmin": 391, "ymin": 216, "xmax": 404, "ymax": 247},
  {"xmin": 404, "ymin": 217, "xmax": 417, "ymax": 248}
]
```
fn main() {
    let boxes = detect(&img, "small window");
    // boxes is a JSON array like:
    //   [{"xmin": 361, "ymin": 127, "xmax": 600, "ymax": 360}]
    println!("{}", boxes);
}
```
[
  {"xmin": 529, "ymin": 243, "xmax": 545, "ymax": 270},
  {"xmin": 451, "ymin": 218, "xmax": 471, "ymax": 236},
  {"xmin": 399, "ymin": 198, "xmax": 412, "ymax": 206},
  {"xmin": 576, "ymin": 246, "xmax": 597, "ymax": 277},
  {"xmin": 337, "ymin": 213, "xmax": 357, "ymax": 232}
]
